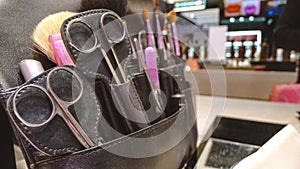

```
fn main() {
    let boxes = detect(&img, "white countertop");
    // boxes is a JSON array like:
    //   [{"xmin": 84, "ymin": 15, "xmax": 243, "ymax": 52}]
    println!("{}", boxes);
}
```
[
  {"xmin": 195, "ymin": 95, "xmax": 300, "ymax": 169},
  {"xmin": 196, "ymin": 95, "xmax": 300, "ymax": 133}
]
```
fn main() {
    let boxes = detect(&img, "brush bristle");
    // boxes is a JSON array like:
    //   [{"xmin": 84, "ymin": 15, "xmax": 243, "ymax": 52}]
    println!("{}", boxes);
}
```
[
  {"xmin": 142, "ymin": 9, "xmax": 150, "ymax": 20},
  {"xmin": 167, "ymin": 11, "xmax": 176, "ymax": 23},
  {"xmin": 32, "ymin": 11, "xmax": 76, "ymax": 62},
  {"xmin": 155, "ymin": 8, "xmax": 161, "ymax": 15},
  {"xmin": 153, "ymin": 0, "xmax": 157, "ymax": 9}
]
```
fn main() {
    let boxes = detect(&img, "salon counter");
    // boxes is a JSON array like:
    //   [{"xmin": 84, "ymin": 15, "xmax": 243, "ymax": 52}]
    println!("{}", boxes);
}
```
[
  {"xmin": 191, "ymin": 69, "xmax": 298, "ymax": 100},
  {"xmin": 196, "ymin": 95, "xmax": 300, "ymax": 134},
  {"xmin": 195, "ymin": 95, "xmax": 300, "ymax": 169}
]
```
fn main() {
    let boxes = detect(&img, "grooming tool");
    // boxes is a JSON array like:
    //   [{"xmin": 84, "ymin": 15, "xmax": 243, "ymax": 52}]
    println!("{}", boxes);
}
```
[
  {"xmin": 134, "ymin": 38, "xmax": 144, "ymax": 72},
  {"xmin": 49, "ymin": 33, "xmax": 75, "ymax": 66},
  {"xmin": 142, "ymin": 9, "xmax": 156, "ymax": 48},
  {"xmin": 155, "ymin": 9, "xmax": 163, "ymax": 50},
  {"xmin": 100, "ymin": 11, "xmax": 128, "ymax": 83},
  {"xmin": 138, "ymin": 30, "xmax": 147, "ymax": 51},
  {"xmin": 145, "ymin": 47, "xmax": 160, "ymax": 90},
  {"xmin": 123, "ymin": 21, "xmax": 137, "ymax": 60},
  {"xmin": 138, "ymin": 30, "xmax": 148, "ymax": 64},
  {"xmin": 154, "ymin": 9, "xmax": 169, "ymax": 64},
  {"xmin": 123, "ymin": 22, "xmax": 140, "ymax": 74},
  {"xmin": 133, "ymin": 36, "xmax": 164, "ymax": 113},
  {"xmin": 66, "ymin": 18, "xmax": 122, "ymax": 84},
  {"xmin": 145, "ymin": 47, "xmax": 164, "ymax": 113},
  {"xmin": 162, "ymin": 15, "xmax": 174, "ymax": 54},
  {"xmin": 19, "ymin": 59, "xmax": 45, "ymax": 81},
  {"xmin": 13, "ymin": 67, "xmax": 95, "ymax": 148},
  {"xmin": 32, "ymin": 11, "xmax": 76, "ymax": 62},
  {"xmin": 167, "ymin": 23, "xmax": 175, "ymax": 54},
  {"xmin": 168, "ymin": 11, "xmax": 181, "ymax": 57}
]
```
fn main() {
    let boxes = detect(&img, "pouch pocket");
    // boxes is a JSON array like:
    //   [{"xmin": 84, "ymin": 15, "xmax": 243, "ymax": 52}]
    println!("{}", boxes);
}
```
[
  {"xmin": 33, "ymin": 103, "xmax": 198, "ymax": 169},
  {"xmin": 4, "ymin": 72, "xmax": 198, "ymax": 169},
  {"xmin": 5, "ymin": 66, "xmax": 105, "ymax": 156}
]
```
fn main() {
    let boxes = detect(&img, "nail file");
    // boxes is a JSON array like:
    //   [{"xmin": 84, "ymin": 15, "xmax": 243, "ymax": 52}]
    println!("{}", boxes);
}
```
[{"xmin": 145, "ymin": 47, "xmax": 159, "ymax": 89}]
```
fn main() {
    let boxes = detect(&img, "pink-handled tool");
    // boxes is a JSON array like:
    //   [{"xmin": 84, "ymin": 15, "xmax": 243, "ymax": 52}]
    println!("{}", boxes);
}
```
[
  {"xmin": 142, "ymin": 9, "xmax": 156, "ymax": 48},
  {"xmin": 145, "ymin": 46, "xmax": 164, "ymax": 113},
  {"xmin": 155, "ymin": 10, "xmax": 163, "ymax": 49},
  {"xmin": 168, "ymin": 11, "xmax": 181, "ymax": 57},
  {"xmin": 145, "ymin": 47, "xmax": 160, "ymax": 89},
  {"xmin": 49, "ymin": 33, "xmax": 75, "ymax": 66}
]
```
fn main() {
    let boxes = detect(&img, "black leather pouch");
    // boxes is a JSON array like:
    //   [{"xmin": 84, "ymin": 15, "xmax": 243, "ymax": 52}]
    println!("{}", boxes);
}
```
[
  {"xmin": 1, "ymin": 8, "xmax": 200, "ymax": 169},
  {"xmin": 2, "ymin": 65, "xmax": 198, "ymax": 169}
]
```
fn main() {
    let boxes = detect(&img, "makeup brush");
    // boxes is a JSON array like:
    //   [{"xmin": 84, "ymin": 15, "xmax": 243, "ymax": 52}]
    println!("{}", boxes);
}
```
[
  {"xmin": 49, "ymin": 33, "xmax": 75, "ymax": 66},
  {"xmin": 168, "ymin": 11, "xmax": 181, "ymax": 57},
  {"xmin": 162, "ymin": 15, "xmax": 173, "ymax": 53},
  {"xmin": 32, "ymin": 11, "xmax": 76, "ymax": 63},
  {"xmin": 155, "ymin": 9, "xmax": 163, "ymax": 50},
  {"xmin": 142, "ymin": 9, "xmax": 156, "ymax": 48},
  {"xmin": 153, "ymin": 0, "xmax": 157, "ymax": 9}
]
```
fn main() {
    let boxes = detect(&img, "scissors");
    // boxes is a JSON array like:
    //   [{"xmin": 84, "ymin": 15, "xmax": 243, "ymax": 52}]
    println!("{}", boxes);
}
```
[
  {"xmin": 66, "ymin": 11, "xmax": 128, "ymax": 84},
  {"xmin": 12, "ymin": 67, "xmax": 94, "ymax": 148}
]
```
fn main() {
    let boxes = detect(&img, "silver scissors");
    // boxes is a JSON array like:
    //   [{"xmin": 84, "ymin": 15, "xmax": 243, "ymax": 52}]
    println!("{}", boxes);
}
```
[
  {"xmin": 12, "ymin": 67, "xmax": 94, "ymax": 148},
  {"xmin": 66, "ymin": 11, "xmax": 128, "ymax": 84}
]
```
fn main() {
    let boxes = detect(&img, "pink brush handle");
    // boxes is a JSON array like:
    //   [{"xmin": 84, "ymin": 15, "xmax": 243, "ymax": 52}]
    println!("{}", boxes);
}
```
[
  {"xmin": 49, "ymin": 34, "xmax": 75, "ymax": 66},
  {"xmin": 147, "ymin": 20, "xmax": 155, "ymax": 47},
  {"xmin": 54, "ymin": 40, "xmax": 75, "ymax": 66},
  {"xmin": 145, "ymin": 47, "xmax": 159, "ymax": 89},
  {"xmin": 49, "ymin": 34, "xmax": 62, "ymax": 65},
  {"xmin": 172, "ymin": 23, "xmax": 180, "ymax": 56}
]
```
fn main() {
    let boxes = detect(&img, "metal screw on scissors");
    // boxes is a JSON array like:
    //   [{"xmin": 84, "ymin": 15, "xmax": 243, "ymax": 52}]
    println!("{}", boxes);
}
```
[
  {"xmin": 12, "ymin": 67, "xmax": 95, "ymax": 148},
  {"xmin": 66, "ymin": 18, "xmax": 122, "ymax": 84}
]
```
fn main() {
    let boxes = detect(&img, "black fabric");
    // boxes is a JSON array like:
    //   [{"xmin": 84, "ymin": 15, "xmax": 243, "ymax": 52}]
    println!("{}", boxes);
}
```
[
  {"xmin": 273, "ymin": 0, "xmax": 300, "ymax": 83},
  {"xmin": 0, "ymin": 0, "xmax": 127, "ymax": 168},
  {"xmin": 273, "ymin": 0, "xmax": 300, "ymax": 51},
  {"xmin": 0, "ymin": 104, "xmax": 16, "ymax": 169},
  {"xmin": 0, "ymin": 1, "xmax": 81, "ymax": 168},
  {"xmin": 0, "ymin": 1, "xmax": 199, "ymax": 169},
  {"xmin": 0, "ymin": 0, "xmax": 83, "ymax": 90}
]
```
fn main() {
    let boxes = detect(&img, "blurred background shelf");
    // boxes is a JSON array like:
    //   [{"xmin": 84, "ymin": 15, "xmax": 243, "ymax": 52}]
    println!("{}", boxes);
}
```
[{"xmin": 189, "ymin": 69, "xmax": 297, "ymax": 100}]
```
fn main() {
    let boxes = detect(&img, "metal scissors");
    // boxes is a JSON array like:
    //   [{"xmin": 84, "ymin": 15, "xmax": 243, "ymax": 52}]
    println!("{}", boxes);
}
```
[
  {"xmin": 12, "ymin": 67, "xmax": 94, "ymax": 148},
  {"xmin": 66, "ymin": 11, "xmax": 128, "ymax": 84}
]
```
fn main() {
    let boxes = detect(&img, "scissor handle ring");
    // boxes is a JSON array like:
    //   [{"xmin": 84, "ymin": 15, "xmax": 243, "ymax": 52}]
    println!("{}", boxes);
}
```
[
  {"xmin": 46, "ymin": 67, "xmax": 83, "ymax": 105},
  {"xmin": 100, "ymin": 11, "xmax": 126, "ymax": 44},
  {"xmin": 66, "ymin": 18, "xmax": 98, "ymax": 54},
  {"xmin": 12, "ymin": 84, "xmax": 56, "ymax": 128}
]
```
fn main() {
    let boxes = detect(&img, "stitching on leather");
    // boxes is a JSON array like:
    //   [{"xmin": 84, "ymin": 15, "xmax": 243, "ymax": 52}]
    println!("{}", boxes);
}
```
[
  {"xmin": 0, "ymin": 87, "xmax": 19, "ymax": 99},
  {"xmin": 21, "ymin": 123, "xmax": 78, "ymax": 154},
  {"xmin": 13, "ymin": 71, "xmax": 78, "ymax": 155},
  {"xmin": 122, "ymin": 36, "xmax": 132, "ymax": 75},
  {"xmin": 38, "ymin": 107, "xmax": 185, "ymax": 167},
  {"xmin": 62, "ymin": 9, "xmax": 112, "ymax": 80},
  {"xmin": 0, "ymin": 93, "xmax": 10, "ymax": 99},
  {"xmin": 85, "ymin": 81, "xmax": 103, "ymax": 143},
  {"xmin": 62, "ymin": 9, "xmax": 131, "ymax": 81},
  {"xmin": 129, "ymin": 79, "xmax": 147, "ymax": 116}
]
